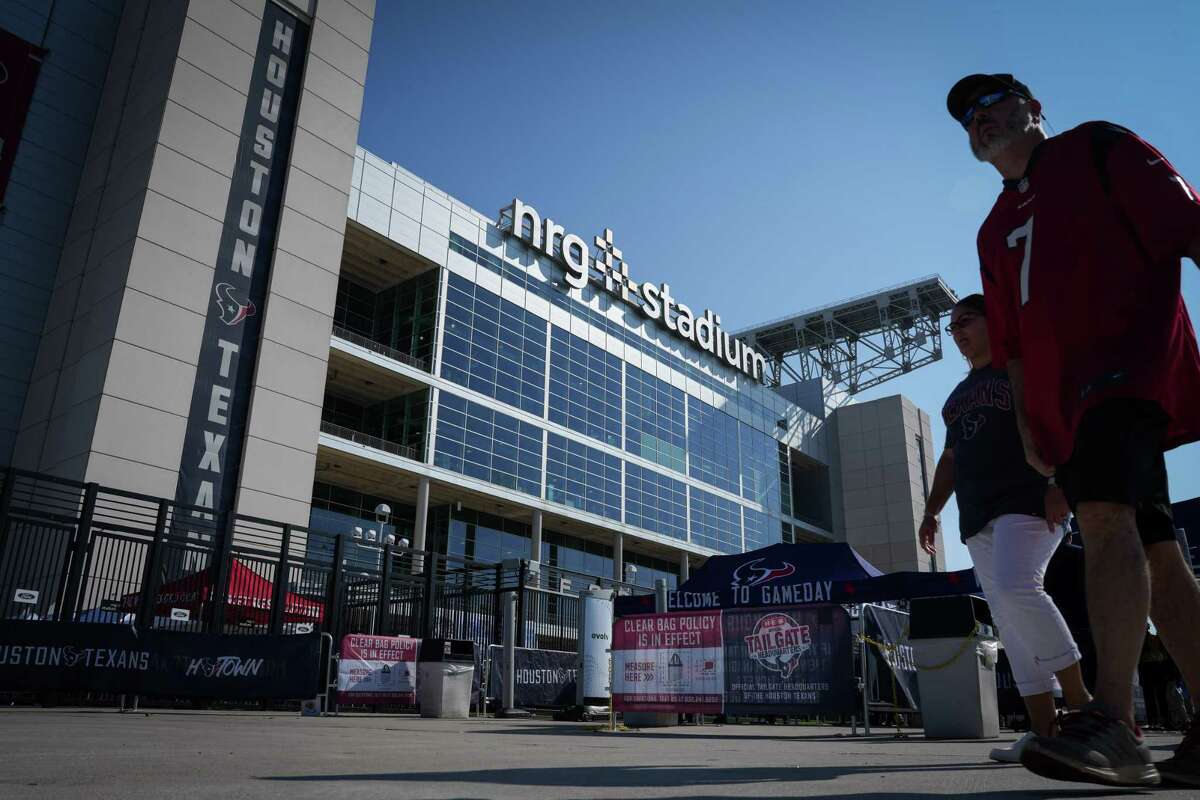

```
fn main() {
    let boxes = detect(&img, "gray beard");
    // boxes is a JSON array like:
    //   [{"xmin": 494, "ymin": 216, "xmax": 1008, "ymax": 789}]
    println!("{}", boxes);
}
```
[{"xmin": 972, "ymin": 111, "xmax": 1035, "ymax": 162}]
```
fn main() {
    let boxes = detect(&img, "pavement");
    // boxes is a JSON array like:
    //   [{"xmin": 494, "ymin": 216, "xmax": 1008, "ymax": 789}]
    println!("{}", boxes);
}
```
[{"xmin": 0, "ymin": 708, "xmax": 1194, "ymax": 799}]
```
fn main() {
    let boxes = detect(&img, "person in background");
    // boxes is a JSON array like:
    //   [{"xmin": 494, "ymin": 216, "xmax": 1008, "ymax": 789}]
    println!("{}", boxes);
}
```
[{"xmin": 921, "ymin": 293, "xmax": 1090, "ymax": 763}]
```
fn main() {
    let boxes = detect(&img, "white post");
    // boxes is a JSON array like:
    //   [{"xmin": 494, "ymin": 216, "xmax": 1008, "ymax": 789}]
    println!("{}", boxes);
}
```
[{"xmin": 678, "ymin": 551, "xmax": 690, "ymax": 583}]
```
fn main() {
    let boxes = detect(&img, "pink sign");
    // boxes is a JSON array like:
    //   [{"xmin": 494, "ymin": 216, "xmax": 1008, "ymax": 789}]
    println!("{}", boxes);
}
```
[
  {"xmin": 611, "ymin": 610, "xmax": 723, "ymax": 713},
  {"xmin": 337, "ymin": 634, "xmax": 419, "ymax": 704}
]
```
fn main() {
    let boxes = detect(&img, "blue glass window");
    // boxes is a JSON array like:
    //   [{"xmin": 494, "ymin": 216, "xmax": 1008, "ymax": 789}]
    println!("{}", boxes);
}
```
[
  {"xmin": 625, "ymin": 462, "xmax": 687, "ymax": 540},
  {"xmin": 624, "ymin": 365, "xmax": 686, "ymax": 474},
  {"xmin": 742, "ymin": 507, "xmax": 778, "ymax": 551},
  {"xmin": 548, "ymin": 327, "xmax": 623, "ymax": 447},
  {"xmin": 544, "ymin": 433, "xmax": 622, "ymax": 520},
  {"xmin": 686, "ymin": 396, "xmax": 740, "ymax": 494},
  {"xmin": 689, "ymin": 486, "xmax": 742, "ymax": 554},
  {"xmin": 739, "ymin": 421, "xmax": 781, "ymax": 512},
  {"xmin": 442, "ymin": 273, "xmax": 546, "ymax": 416},
  {"xmin": 433, "ymin": 391, "xmax": 542, "ymax": 496}
]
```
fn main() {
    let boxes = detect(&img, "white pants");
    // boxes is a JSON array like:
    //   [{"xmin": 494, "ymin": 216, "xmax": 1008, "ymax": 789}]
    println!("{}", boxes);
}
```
[{"xmin": 966, "ymin": 514, "xmax": 1081, "ymax": 697}]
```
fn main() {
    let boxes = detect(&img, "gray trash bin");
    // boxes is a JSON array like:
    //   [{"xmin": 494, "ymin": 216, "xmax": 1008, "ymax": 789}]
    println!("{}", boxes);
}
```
[
  {"xmin": 910, "ymin": 596, "xmax": 1000, "ymax": 739},
  {"xmin": 418, "ymin": 639, "xmax": 475, "ymax": 719}
]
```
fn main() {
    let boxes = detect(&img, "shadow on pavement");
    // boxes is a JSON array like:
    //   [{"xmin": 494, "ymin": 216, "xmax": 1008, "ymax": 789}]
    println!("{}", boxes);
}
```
[
  {"xmin": 466, "ymin": 723, "xmax": 1018, "ymax": 745},
  {"xmin": 262, "ymin": 762, "xmax": 1021, "ymax": 788}
]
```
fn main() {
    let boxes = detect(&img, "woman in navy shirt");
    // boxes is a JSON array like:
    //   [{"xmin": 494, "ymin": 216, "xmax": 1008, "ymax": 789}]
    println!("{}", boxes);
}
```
[{"xmin": 921, "ymin": 294, "xmax": 1090, "ymax": 762}]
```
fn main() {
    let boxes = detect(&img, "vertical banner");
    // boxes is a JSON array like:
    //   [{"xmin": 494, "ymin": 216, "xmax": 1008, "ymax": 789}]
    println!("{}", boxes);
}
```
[
  {"xmin": 0, "ymin": 27, "xmax": 45, "ymax": 207},
  {"xmin": 611, "ymin": 610, "xmax": 723, "ymax": 713},
  {"xmin": 722, "ymin": 605, "xmax": 853, "ymax": 715},
  {"xmin": 176, "ymin": 4, "xmax": 310, "ymax": 518},
  {"xmin": 336, "ymin": 634, "xmax": 419, "ymax": 704}
]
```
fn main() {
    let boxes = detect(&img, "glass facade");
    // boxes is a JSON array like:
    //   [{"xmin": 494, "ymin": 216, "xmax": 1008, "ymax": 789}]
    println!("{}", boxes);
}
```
[
  {"xmin": 443, "ymin": 272, "xmax": 546, "ymax": 416},
  {"xmin": 433, "ymin": 392, "xmax": 542, "ymax": 496},
  {"xmin": 545, "ymin": 433, "xmax": 622, "ymax": 520},
  {"xmin": 341, "ymin": 148, "xmax": 834, "ymax": 565},
  {"xmin": 548, "ymin": 326, "xmax": 623, "ymax": 447},
  {"xmin": 624, "ymin": 462, "xmax": 688, "ymax": 541},
  {"xmin": 624, "ymin": 365, "xmax": 686, "ymax": 474}
]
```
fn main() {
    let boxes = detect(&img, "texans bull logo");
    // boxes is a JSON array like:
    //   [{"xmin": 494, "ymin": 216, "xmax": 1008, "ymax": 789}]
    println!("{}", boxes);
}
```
[
  {"xmin": 214, "ymin": 283, "xmax": 256, "ymax": 326},
  {"xmin": 731, "ymin": 558, "xmax": 796, "ymax": 590}
]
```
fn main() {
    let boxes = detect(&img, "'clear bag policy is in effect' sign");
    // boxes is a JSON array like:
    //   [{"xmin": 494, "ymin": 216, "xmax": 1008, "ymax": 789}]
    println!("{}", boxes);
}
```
[
  {"xmin": 611, "ymin": 605, "xmax": 853, "ymax": 715},
  {"xmin": 337, "ymin": 634, "xmax": 419, "ymax": 705}
]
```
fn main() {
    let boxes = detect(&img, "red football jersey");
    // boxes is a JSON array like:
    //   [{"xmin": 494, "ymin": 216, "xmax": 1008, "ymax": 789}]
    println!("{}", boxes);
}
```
[{"xmin": 978, "ymin": 122, "xmax": 1200, "ymax": 466}]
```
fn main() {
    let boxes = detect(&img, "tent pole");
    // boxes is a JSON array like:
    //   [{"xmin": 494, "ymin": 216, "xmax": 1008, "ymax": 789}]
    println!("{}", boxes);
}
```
[{"xmin": 861, "ymin": 604, "xmax": 871, "ymax": 736}]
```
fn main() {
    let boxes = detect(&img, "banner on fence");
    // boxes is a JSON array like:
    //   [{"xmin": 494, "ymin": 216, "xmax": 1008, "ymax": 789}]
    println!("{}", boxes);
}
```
[
  {"xmin": 0, "ymin": 622, "xmax": 322, "ymax": 698},
  {"xmin": 486, "ymin": 646, "xmax": 577, "ymax": 707},
  {"xmin": 612, "ymin": 609, "xmax": 723, "ymax": 713},
  {"xmin": 611, "ymin": 605, "xmax": 852, "ymax": 715},
  {"xmin": 337, "ymin": 634, "xmax": 419, "ymax": 704},
  {"xmin": 861, "ymin": 604, "xmax": 919, "ymax": 710}
]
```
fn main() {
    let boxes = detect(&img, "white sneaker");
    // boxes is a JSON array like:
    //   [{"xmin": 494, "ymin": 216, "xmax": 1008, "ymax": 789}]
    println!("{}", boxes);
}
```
[{"xmin": 990, "ymin": 731, "xmax": 1035, "ymax": 763}]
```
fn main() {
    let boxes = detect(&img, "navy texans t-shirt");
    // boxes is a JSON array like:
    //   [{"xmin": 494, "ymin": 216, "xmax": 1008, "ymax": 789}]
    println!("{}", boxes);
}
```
[{"xmin": 942, "ymin": 365, "xmax": 1047, "ymax": 541}]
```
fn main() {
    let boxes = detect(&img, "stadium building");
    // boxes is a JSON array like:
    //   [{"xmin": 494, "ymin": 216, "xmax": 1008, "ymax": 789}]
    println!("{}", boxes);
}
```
[{"xmin": 0, "ymin": 0, "xmax": 953, "ymax": 589}]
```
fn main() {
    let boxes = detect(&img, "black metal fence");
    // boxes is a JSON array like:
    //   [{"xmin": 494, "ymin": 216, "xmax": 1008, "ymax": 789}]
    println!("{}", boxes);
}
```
[{"xmin": 0, "ymin": 466, "xmax": 651, "ymax": 657}]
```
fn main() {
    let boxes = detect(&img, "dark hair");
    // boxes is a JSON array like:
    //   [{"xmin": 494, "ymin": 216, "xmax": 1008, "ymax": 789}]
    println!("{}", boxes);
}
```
[{"xmin": 954, "ymin": 293, "xmax": 986, "ymax": 316}]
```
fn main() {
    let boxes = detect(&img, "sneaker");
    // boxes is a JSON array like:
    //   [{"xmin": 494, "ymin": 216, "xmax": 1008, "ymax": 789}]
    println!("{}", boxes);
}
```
[
  {"xmin": 1019, "ymin": 705, "xmax": 1160, "ymax": 787},
  {"xmin": 990, "ymin": 731, "xmax": 1035, "ymax": 763},
  {"xmin": 1158, "ymin": 716, "xmax": 1200, "ymax": 787}
]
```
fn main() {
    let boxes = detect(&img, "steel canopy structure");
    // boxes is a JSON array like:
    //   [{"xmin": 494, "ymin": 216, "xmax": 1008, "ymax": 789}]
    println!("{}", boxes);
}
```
[{"xmin": 735, "ymin": 275, "xmax": 959, "ymax": 395}]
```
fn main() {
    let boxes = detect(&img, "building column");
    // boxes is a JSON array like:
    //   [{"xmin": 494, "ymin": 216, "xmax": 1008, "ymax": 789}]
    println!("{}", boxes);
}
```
[
  {"xmin": 530, "ymin": 510, "xmax": 543, "ymax": 561},
  {"xmin": 412, "ymin": 477, "xmax": 430, "ymax": 572},
  {"xmin": 613, "ymin": 531, "xmax": 624, "ymax": 582},
  {"xmin": 678, "ymin": 551, "xmax": 690, "ymax": 583}
]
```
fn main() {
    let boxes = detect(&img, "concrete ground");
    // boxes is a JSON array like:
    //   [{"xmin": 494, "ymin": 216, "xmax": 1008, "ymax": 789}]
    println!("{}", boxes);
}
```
[{"xmin": 0, "ymin": 709, "xmax": 1193, "ymax": 799}]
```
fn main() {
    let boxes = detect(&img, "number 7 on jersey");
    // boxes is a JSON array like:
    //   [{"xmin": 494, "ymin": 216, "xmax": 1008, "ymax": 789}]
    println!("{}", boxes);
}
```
[{"xmin": 1006, "ymin": 216, "xmax": 1034, "ymax": 305}]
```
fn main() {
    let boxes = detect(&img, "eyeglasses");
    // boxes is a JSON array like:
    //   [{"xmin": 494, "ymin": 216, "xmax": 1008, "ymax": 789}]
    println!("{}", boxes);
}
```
[
  {"xmin": 960, "ymin": 90, "xmax": 1014, "ymax": 129},
  {"xmin": 945, "ymin": 313, "xmax": 983, "ymax": 334}
]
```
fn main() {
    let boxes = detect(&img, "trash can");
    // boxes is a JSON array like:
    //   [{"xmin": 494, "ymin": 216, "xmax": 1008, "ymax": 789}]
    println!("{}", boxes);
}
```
[
  {"xmin": 909, "ymin": 595, "xmax": 1000, "ymax": 739},
  {"xmin": 418, "ymin": 639, "xmax": 475, "ymax": 719}
]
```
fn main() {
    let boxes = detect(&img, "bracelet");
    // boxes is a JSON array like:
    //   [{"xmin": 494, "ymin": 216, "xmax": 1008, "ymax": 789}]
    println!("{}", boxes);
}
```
[
  {"xmin": 1047, "ymin": 475, "xmax": 1057, "ymax": 487},
  {"xmin": 923, "ymin": 511, "xmax": 937, "ymax": 520}
]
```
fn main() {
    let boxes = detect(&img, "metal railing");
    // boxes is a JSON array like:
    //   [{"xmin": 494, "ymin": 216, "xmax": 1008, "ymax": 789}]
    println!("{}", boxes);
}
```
[
  {"xmin": 319, "ymin": 420, "xmax": 420, "ymax": 461},
  {"xmin": 0, "ymin": 465, "xmax": 652, "ymax": 659},
  {"xmin": 331, "ymin": 324, "xmax": 429, "ymax": 372}
]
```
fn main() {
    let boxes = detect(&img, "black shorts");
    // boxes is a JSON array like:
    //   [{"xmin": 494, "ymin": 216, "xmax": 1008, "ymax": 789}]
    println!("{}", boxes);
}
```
[{"xmin": 1058, "ymin": 399, "xmax": 1176, "ymax": 546}]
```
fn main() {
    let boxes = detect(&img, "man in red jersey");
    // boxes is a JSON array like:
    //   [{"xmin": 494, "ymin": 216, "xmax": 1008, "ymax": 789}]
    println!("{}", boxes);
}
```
[{"xmin": 948, "ymin": 72, "xmax": 1200, "ymax": 788}]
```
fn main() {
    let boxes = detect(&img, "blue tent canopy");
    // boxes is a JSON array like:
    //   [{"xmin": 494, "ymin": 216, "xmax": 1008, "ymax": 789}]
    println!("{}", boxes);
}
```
[{"xmin": 615, "ymin": 541, "xmax": 982, "ymax": 616}]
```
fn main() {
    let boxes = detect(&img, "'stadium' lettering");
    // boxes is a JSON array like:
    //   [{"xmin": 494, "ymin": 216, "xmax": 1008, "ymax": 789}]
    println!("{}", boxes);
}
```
[{"xmin": 501, "ymin": 198, "xmax": 768, "ymax": 384}]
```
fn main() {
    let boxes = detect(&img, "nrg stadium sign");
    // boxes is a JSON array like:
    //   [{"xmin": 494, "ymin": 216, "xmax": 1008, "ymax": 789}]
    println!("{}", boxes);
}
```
[{"xmin": 501, "ymin": 199, "xmax": 768, "ymax": 384}]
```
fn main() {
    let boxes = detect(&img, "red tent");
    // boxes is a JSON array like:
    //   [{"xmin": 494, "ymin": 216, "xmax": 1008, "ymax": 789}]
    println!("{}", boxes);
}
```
[{"xmin": 120, "ymin": 559, "xmax": 324, "ymax": 625}]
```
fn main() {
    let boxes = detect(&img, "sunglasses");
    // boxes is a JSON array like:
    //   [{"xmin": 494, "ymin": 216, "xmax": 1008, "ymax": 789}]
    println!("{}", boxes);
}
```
[
  {"xmin": 960, "ymin": 90, "xmax": 1016, "ymax": 129},
  {"xmin": 945, "ymin": 313, "xmax": 983, "ymax": 334}
]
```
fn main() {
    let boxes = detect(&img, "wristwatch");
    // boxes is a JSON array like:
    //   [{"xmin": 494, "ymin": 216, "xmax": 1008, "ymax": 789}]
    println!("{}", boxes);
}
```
[{"xmin": 1047, "ymin": 475, "xmax": 1057, "ymax": 487}]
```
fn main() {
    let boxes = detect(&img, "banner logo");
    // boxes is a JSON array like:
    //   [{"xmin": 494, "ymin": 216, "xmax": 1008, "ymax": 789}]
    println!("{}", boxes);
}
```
[
  {"xmin": 213, "ymin": 283, "xmax": 256, "ymax": 326},
  {"xmin": 185, "ymin": 655, "xmax": 265, "ymax": 678},
  {"xmin": 744, "ymin": 613, "xmax": 812, "ymax": 678},
  {"xmin": 731, "ymin": 558, "xmax": 797, "ymax": 590}
]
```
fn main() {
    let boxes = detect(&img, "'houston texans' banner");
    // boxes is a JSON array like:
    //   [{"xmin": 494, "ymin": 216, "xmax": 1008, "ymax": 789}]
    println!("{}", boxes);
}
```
[
  {"xmin": 175, "ymin": 2, "xmax": 309, "ymax": 518},
  {"xmin": 0, "ymin": 27, "xmax": 45, "ymax": 206},
  {"xmin": 0, "ymin": 621, "xmax": 321, "ymax": 698},
  {"xmin": 487, "ymin": 646, "xmax": 578, "ymax": 708},
  {"xmin": 611, "ymin": 606, "xmax": 853, "ymax": 715}
]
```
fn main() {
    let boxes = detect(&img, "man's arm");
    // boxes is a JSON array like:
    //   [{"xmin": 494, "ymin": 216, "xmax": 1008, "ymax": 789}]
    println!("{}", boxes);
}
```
[
  {"xmin": 1007, "ymin": 358, "xmax": 1054, "ymax": 476},
  {"xmin": 919, "ymin": 449, "xmax": 955, "ymax": 555}
]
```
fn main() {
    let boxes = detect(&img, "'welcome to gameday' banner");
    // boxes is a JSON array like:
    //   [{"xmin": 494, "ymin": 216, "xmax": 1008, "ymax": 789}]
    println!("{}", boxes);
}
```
[{"xmin": 612, "ymin": 605, "xmax": 853, "ymax": 715}]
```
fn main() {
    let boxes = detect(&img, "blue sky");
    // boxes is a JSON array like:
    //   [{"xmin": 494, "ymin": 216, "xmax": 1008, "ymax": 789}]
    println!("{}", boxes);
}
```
[{"xmin": 357, "ymin": 1, "xmax": 1200, "ymax": 571}]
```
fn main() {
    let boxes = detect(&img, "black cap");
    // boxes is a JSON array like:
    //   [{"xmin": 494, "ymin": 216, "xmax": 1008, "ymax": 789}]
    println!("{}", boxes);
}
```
[{"xmin": 946, "ymin": 74, "xmax": 1034, "ymax": 121}]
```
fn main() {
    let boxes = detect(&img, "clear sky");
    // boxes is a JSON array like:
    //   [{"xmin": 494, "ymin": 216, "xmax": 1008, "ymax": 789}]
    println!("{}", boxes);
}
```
[{"xmin": 357, "ymin": 1, "xmax": 1200, "ymax": 571}]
